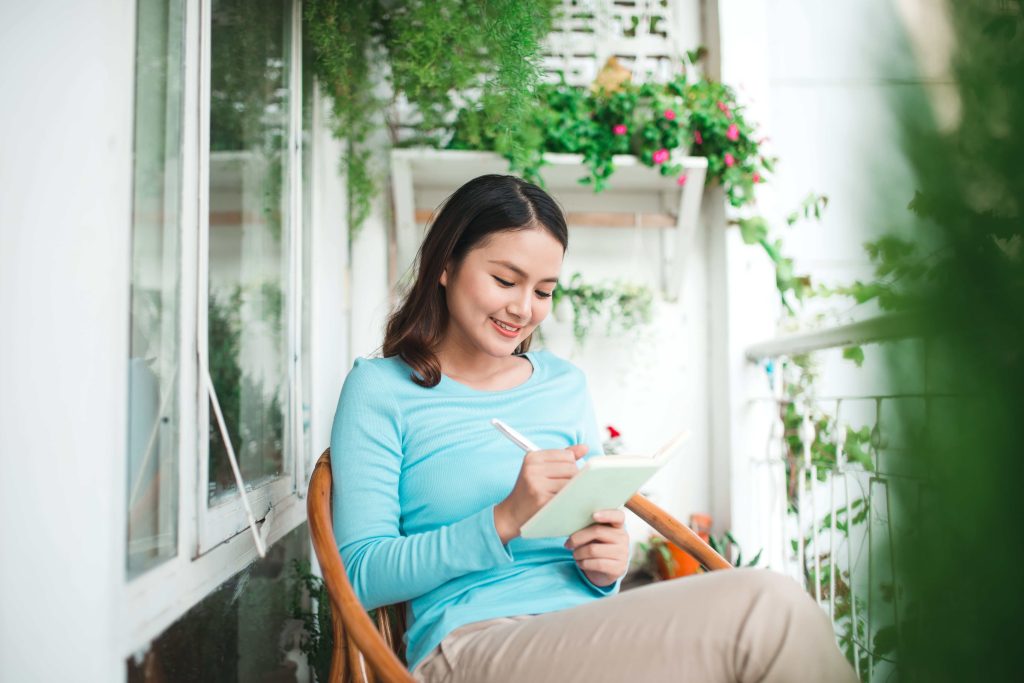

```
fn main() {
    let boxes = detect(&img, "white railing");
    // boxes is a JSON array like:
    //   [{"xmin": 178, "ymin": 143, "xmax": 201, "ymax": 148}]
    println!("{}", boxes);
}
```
[{"xmin": 744, "ymin": 313, "xmax": 929, "ymax": 682}]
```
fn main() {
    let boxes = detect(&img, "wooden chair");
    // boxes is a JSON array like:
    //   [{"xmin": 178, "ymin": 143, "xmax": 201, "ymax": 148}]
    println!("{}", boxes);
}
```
[{"xmin": 307, "ymin": 449, "xmax": 732, "ymax": 683}]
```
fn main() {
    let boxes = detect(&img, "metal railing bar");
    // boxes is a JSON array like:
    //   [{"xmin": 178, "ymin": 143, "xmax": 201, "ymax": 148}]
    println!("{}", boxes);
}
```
[
  {"xmin": 747, "ymin": 391, "xmax": 961, "ymax": 403},
  {"xmin": 745, "ymin": 312, "xmax": 924, "ymax": 361},
  {"xmin": 752, "ymin": 459, "xmax": 930, "ymax": 482}
]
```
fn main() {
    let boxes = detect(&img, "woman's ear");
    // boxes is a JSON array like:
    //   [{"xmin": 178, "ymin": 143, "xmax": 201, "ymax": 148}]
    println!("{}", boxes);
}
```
[{"xmin": 439, "ymin": 265, "xmax": 449, "ymax": 288}]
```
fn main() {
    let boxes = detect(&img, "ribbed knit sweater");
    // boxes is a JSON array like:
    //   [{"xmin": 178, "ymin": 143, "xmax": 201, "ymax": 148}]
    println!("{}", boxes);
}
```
[{"xmin": 329, "ymin": 349, "xmax": 622, "ymax": 672}]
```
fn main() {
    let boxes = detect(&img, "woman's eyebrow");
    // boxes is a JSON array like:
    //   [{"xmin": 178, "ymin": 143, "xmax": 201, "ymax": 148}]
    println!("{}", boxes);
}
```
[{"xmin": 488, "ymin": 259, "xmax": 560, "ymax": 283}]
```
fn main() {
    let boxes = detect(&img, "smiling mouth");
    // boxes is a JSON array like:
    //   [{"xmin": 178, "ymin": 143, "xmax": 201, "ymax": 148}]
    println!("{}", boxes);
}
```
[{"xmin": 490, "ymin": 317, "xmax": 522, "ymax": 333}]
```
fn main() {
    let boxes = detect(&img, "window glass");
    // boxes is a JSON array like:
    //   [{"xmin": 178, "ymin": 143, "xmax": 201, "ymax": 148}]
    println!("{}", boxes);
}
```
[
  {"xmin": 126, "ymin": 524, "xmax": 310, "ymax": 681},
  {"xmin": 127, "ymin": 0, "xmax": 185, "ymax": 578},
  {"xmin": 207, "ymin": 0, "xmax": 292, "ymax": 502}
]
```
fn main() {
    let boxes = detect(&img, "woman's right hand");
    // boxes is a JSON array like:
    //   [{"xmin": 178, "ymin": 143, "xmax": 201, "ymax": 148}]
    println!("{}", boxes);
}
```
[{"xmin": 493, "ymin": 444, "xmax": 589, "ymax": 544}]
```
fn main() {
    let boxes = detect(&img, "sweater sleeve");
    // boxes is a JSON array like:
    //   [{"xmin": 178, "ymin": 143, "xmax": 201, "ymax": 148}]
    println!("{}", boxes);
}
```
[{"xmin": 330, "ymin": 359, "xmax": 514, "ymax": 610}]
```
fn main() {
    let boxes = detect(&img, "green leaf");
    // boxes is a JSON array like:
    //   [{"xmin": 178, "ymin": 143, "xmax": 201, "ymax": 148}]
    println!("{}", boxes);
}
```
[
  {"xmin": 685, "ymin": 46, "xmax": 708, "ymax": 64},
  {"xmin": 842, "ymin": 345, "xmax": 865, "ymax": 367},
  {"xmin": 873, "ymin": 624, "xmax": 898, "ymax": 655},
  {"xmin": 738, "ymin": 217, "xmax": 769, "ymax": 245},
  {"xmin": 844, "ymin": 428, "xmax": 874, "ymax": 470},
  {"xmin": 709, "ymin": 535, "xmax": 723, "ymax": 554}
]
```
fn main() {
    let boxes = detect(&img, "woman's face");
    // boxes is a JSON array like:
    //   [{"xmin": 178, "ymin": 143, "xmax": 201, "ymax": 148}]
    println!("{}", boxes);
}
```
[{"xmin": 439, "ymin": 226, "xmax": 564, "ymax": 359}]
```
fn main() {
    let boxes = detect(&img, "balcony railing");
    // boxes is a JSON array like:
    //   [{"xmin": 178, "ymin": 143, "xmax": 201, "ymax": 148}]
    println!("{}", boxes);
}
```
[{"xmin": 743, "ymin": 313, "xmax": 931, "ymax": 682}]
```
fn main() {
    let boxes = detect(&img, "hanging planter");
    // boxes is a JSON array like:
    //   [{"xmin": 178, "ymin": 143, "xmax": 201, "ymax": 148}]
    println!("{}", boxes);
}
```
[{"xmin": 447, "ymin": 53, "xmax": 767, "ymax": 201}]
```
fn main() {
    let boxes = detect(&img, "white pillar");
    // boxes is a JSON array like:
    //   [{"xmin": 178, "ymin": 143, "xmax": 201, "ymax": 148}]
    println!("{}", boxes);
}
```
[
  {"xmin": 704, "ymin": 0, "xmax": 780, "ymax": 544},
  {"xmin": 0, "ymin": 1, "xmax": 136, "ymax": 681}
]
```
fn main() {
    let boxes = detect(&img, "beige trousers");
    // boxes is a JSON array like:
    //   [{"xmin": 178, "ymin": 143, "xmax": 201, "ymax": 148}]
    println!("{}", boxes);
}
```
[{"xmin": 412, "ymin": 568, "xmax": 858, "ymax": 683}]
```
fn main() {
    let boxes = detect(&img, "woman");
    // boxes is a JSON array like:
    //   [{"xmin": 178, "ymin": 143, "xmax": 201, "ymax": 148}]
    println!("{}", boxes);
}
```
[{"xmin": 330, "ymin": 174, "xmax": 857, "ymax": 682}]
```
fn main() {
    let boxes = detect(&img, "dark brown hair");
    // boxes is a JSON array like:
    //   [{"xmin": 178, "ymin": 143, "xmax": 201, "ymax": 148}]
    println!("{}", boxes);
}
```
[{"xmin": 381, "ymin": 174, "xmax": 568, "ymax": 387}]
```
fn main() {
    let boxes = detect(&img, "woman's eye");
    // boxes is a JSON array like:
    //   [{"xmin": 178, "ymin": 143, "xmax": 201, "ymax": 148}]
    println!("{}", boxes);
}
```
[
  {"xmin": 493, "ymin": 276, "xmax": 514, "ymax": 287},
  {"xmin": 536, "ymin": 291, "xmax": 553, "ymax": 299}
]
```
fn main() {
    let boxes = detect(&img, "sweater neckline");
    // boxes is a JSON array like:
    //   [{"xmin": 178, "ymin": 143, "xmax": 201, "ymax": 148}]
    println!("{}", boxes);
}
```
[{"xmin": 438, "ymin": 351, "xmax": 538, "ymax": 395}]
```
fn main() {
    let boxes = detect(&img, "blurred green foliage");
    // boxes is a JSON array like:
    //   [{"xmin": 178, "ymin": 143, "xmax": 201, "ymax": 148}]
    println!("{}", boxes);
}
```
[
  {"xmin": 886, "ymin": 3, "xmax": 1024, "ymax": 681},
  {"xmin": 208, "ymin": 285, "xmax": 285, "ymax": 498}
]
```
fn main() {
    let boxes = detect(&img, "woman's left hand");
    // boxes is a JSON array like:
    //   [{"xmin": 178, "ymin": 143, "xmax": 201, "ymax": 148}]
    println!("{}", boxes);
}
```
[{"xmin": 565, "ymin": 508, "xmax": 630, "ymax": 587}]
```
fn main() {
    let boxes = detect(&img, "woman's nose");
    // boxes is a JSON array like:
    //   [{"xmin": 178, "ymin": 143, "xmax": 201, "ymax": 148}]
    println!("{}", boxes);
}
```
[{"xmin": 506, "ymin": 289, "xmax": 532, "ymax": 323}]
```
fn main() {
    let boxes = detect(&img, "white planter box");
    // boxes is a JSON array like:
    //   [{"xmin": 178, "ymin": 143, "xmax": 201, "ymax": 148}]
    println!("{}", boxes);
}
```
[{"xmin": 389, "ymin": 148, "xmax": 708, "ymax": 300}]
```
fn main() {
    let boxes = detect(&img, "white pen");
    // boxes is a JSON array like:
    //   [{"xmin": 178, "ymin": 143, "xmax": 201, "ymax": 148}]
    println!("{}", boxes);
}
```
[{"xmin": 490, "ymin": 418, "xmax": 541, "ymax": 452}]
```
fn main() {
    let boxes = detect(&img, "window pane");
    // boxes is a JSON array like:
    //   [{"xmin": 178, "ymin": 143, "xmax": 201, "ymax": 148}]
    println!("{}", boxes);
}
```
[
  {"xmin": 125, "ymin": 524, "xmax": 310, "ymax": 681},
  {"xmin": 127, "ymin": 0, "xmax": 185, "ymax": 578},
  {"xmin": 208, "ymin": 0, "xmax": 292, "ymax": 502}
]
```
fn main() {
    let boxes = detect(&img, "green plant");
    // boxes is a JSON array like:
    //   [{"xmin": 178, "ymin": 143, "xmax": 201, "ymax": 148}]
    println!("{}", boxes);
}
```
[
  {"xmin": 708, "ymin": 531, "xmax": 763, "ymax": 568},
  {"xmin": 629, "ymin": 535, "xmax": 674, "ymax": 581},
  {"xmin": 549, "ymin": 272, "xmax": 654, "ymax": 347},
  {"xmin": 288, "ymin": 559, "xmax": 333, "ymax": 683},
  {"xmin": 289, "ymin": 559, "xmax": 410, "ymax": 681},
  {"xmin": 450, "ymin": 63, "xmax": 771, "ymax": 201},
  {"xmin": 304, "ymin": 0, "xmax": 560, "ymax": 239},
  {"xmin": 631, "ymin": 529, "xmax": 761, "ymax": 583},
  {"xmin": 446, "ymin": 51, "xmax": 845, "ymax": 320}
]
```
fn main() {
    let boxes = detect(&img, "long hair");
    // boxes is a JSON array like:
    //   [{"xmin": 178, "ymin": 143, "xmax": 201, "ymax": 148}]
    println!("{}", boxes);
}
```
[{"xmin": 381, "ymin": 174, "xmax": 568, "ymax": 388}]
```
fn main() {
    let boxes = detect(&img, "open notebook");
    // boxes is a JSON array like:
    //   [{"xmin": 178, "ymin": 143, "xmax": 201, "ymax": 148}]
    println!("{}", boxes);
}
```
[{"xmin": 519, "ymin": 430, "xmax": 690, "ymax": 539}]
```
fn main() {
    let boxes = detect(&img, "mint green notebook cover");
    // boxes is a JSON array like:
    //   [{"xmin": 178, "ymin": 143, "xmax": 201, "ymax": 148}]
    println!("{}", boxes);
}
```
[{"xmin": 519, "ymin": 431, "xmax": 689, "ymax": 539}]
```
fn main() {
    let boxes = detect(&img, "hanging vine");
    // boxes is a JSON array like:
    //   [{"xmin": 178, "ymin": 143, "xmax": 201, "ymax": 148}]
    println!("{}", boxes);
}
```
[{"xmin": 303, "ymin": 0, "xmax": 559, "ymax": 240}]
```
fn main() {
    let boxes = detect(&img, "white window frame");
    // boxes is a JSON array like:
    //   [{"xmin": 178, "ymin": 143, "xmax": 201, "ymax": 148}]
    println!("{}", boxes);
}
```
[
  {"xmin": 195, "ymin": 0, "xmax": 305, "ymax": 556},
  {"xmin": 121, "ymin": 0, "xmax": 313, "ymax": 658}
]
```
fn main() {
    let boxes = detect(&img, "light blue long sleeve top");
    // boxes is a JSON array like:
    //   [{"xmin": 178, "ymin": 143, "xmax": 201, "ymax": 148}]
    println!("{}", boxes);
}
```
[{"xmin": 329, "ymin": 349, "xmax": 622, "ymax": 672}]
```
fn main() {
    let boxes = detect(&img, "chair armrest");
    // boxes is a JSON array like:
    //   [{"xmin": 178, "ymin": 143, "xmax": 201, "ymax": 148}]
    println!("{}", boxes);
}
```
[
  {"xmin": 625, "ymin": 494, "xmax": 733, "ymax": 572},
  {"xmin": 308, "ymin": 452, "xmax": 415, "ymax": 683}
]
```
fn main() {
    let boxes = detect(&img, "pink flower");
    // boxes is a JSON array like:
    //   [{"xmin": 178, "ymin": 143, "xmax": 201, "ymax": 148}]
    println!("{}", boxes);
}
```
[
  {"xmin": 664, "ymin": 109, "xmax": 676, "ymax": 121},
  {"xmin": 717, "ymin": 100, "xmax": 732, "ymax": 118},
  {"xmin": 727, "ymin": 123, "xmax": 740, "ymax": 141},
  {"xmin": 724, "ymin": 153, "xmax": 736, "ymax": 167},
  {"xmin": 612, "ymin": 124, "xmax": 628, "ymax": 136},
  {"xmin": 693, "ymin": 130, "xmax": 703, "ymax": 145},
  {"xmin": 752, "ymin": 172, "xmax": 762, "ymax": 183},
  {"xmin": 677, "ymin": 174, "xmax": 688, "ymax": 186},
  {"xmin": 652, "ymin": 148, "xmax": 670, "ymax": 164}
]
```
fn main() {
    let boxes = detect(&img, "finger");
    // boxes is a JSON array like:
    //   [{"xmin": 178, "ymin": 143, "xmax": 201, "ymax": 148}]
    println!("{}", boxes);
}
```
[
  {"xmin": 524, "ymin": 462, "xmax": 577, "ymax": 481},
  {"xmin": 577, "ymin": 558, "xmax": 623, "ymax": 576},
  {"xmin": 564, "ymin": 515, "xmax": 626, "ymax": 547},
  {"xmin": 572, "ymin": 543, "xmax": 627, "ymax": 562},
  {"xmin": 543, "ymin": 462, "xmax": 583, "ymax": 479},
  {"xmin": 569, "ymin": 444, "xmax": 589, "ymax": 460},
  {"xmin": 591, "ymin": 509, "xmax": 625, "ymax": 527},
  {"xmin": 565, "ymin": 524, "xmax": 625, "ymax": 549},
  {"xmin": 572, "ymin": 528, "xmax": 629, "ymax": 552},
  {"xmin": 527, "ymin": 449, "xmax": 575, "ymax": 465},
  {"xmin": 566, "ymin": 523, "xmax": 612, "ymax": 548}
]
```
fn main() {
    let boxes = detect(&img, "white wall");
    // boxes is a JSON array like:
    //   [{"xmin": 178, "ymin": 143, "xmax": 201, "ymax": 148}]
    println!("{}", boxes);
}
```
[
  {"xmin": 0, "ymin": 1, "xmax": 135, "ymax": 680},
  {"xmin": 0, "ymin": 5, "xmax": 356, "ymax": 678},
  {"xmin": 715, "ymin": 0, "xmax": 948, "ymax": 567},
  {"xmin": 539, "ymin": 217, "xmax": 714, "ymax": 545},
  {"xmin": 762, "ymin": 0, "xmax": 925, "ymax": 314}
]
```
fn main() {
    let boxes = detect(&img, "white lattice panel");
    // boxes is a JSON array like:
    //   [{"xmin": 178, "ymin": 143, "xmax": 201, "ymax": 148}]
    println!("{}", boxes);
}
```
[{"xmin": 542, "ymin": 0, "xmax": 686, "ymax": 86}]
